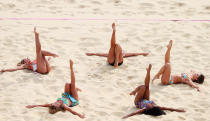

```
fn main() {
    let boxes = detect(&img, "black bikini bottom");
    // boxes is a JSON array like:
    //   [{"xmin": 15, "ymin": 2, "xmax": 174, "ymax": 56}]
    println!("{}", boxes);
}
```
[{"xmin": 109, "ymin": 61, "xmax": 123, "ymax": 66}]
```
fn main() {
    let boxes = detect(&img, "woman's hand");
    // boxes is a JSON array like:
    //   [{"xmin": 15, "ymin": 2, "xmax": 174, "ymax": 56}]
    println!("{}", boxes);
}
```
[
  {"xmin": 26, "ymin": 105, "xmax": 36, "ymax": 108},
  {"xmin": 197, "ymin": 87, "xmax": 201, "ymax": 92},
  {"xmin": 177, "ymin": 109, "xmax": 186, "ymax": 112},
  {"xmin": 122, "ymin": 115, "xmax": 129, "ymax": 119},
  {"xmin": 79, "ymin": 114, "xmax": 85, "ymax": 119},
  {"xmin": 0, "ymin": 69, "xmax": 5, "ymax": 73}
]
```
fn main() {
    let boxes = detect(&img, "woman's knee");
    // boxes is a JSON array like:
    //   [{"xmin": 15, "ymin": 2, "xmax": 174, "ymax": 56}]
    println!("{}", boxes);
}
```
[
  {"xmin": 165, "ymin": 63, "xmax": 171, "ymax": 68},
  {"xmin": 64, "ymin": 83, "xmax": 71, "ymax": 92},
  {"xmin": 115, "ymin": 44, "xmax": 122, "ymax": 50},
  {"xmin": 138, "ymin": 85, "xmax": 146, "ymax": 93}
]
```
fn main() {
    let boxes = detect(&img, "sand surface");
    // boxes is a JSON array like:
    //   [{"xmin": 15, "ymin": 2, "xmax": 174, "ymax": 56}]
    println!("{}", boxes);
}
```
[{"xmin": 0, "ymin": 0, "xmax": 210, "ymax": 121}]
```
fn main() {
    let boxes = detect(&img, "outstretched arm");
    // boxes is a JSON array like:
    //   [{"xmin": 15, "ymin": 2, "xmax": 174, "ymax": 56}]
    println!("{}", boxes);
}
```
[
  {"xmin": 26, "ymin": 104, "xmax": 51, "ymax": 108},
  {"xmin": 86, "ymin": 53, "xmax": 108, "ymax": 57},
  {"xmin": 1, "ymin": 66, "xmax": 25, "ymax": 73},
  {"xmin": 122, "ymin": 108, "xmax": 146, "ymax": 119},
  {"xmin": 64, "ymin": 105, "xmax": 85, "ymax": 119},
  {"xmin": 123, "ymin": 53, "xmax": 149, "ymax": 58},
  {"xmin": 158, "ymin": 106, "xmax": 185, "ymax": 112},
  {"xmin": 181, "ymin": 75, "xmax": 200, "ymax": 92},
  {"xmin": 184, "ymin": 80, "xmax": 200, "ymax": 91}
]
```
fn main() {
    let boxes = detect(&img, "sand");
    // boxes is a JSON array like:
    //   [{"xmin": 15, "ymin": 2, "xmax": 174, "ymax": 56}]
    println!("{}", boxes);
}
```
[{"xmin": 0, "ymin": 0, "xmax": 210, "ymax": 121}]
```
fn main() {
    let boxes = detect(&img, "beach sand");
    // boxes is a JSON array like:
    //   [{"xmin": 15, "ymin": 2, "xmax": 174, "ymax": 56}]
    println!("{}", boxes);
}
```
[{"xmin": 0, "ymin": 0, "xmax": 210, "ymax": 121}]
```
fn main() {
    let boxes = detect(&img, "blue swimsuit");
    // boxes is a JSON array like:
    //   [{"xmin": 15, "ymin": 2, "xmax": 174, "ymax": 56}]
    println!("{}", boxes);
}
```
[
  {"xmin": 57, "ymin": 93, "xmax": 79, "ymax": 107},
  {"xmin": 170, "ymin": 73, "xmax": 187, "ymax": 84},
  {"xmin": 136, "ymin": 99, "xmax": 155, "ymax": 110}
]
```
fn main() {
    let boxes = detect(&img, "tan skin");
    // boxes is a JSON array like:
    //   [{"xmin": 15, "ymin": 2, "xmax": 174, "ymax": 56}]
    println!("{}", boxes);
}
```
[
  {"xmin": 122, "ymin": 64, "xmax": 185, "ymax": 119},
  {"xmin": 26, "ymin": 60, "xmax": 85, "ymax": 119},
  {"xmin": 0, "ymin": 27, "xmax": 58, "ymax": 74},
  {"xmin": 152, "ymin": 40, "xmax": 201, "ymax": 91},
  {"xmin": 86, "ymin": 23, "xmax": 149, "ymax": 67}
]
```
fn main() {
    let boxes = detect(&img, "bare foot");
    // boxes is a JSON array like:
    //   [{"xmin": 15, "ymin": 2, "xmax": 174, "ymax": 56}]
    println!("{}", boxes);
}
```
[
  {"xmin": 114, "ymin": 61, "xmax": 118, "ymax": 68},
  {"xmin": 34, "ymin": 27, "xmax": 39, "ymax": 35},
  {"xmin": 53, "ymin": 54, "xmax": 58, "ymax": 58},
  {"xmin": 70, "ymin": 59, "xmax": 73, "ymax": 67},
  {"xmin": 112, "ymin": 23, "xmax": 116, "ymax": 32},
  {"xmin": 167, "ymin": 40, "xmax": 173, "ymax": 49},
  {"xmin": 147, "ymin": 64, "xmax": 152, "ymax": 71},
  {"xmin": 152, "ymin": 74, "xmax": 160, "ymax": 83},
  {"xmin": 129, "ymin": 91, "xmax": 136, "ymax": 96}
]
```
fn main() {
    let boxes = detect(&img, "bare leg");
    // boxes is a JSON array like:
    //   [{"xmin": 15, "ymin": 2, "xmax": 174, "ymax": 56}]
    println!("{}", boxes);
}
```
[
  {"xmin": 143, "ymin": 64, "xmax": 152, "ymax": 100},
  {"xmin": 152, "ymin": 65, "xmax": 165, "ymax": 83},
  {"xmin": 165, "ymin": 40, "xmax": 172, "ymax": 64},
  {"xmin": 123, "ymin": 53, "xmax": 149, "ymax": 58},
  {"xmin": 86, "ymin": 53, "xmax": 108, "ymax": 57},
  {"xmin": 133, "ymin": 64, "xmax": 152, "ymax": 104},
  {"xmin": 110, "ymin": 23, "xmax": 116, "ymax": 48},
  {"xmin": 41, "ymin": 50, "xmax": 58, "ymax": 58},
  {"xmin": 134, "ymin": 85, "xmax": 146, "ymax": 105},
  {"xmin": 107, "ymin": 23, "xmax": 117, "ymax": 64},
  {"xmin": 69, "ymin": 60, "xmax": 79, "ymax": 101},
  {"xmin": 34, "ymin": 27, "xmax": 48, "ymax": 74},
  {"xmin": 152, "ymin": 40, "xmax": 173, "ymax": 84},
  {"xmin": 64, "ymin": 83, "xmax": 82, "ymax": 95},
  {"xmin": 114, "ymin": 44, "xmax": 123, "ymax": 67},
  {"xmin": 43, "ymin": 56, "xmax": 51, "ymax": 73}
]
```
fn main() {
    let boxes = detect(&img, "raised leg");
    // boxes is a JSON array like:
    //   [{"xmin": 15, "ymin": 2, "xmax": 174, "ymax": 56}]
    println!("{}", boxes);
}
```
[
  {"xmin": 152, "ymin": 63, "xmax": 171, "ymax": 84},
  {"xmin": 114, "ymin": 44, "xmax": 123, "ymax": 67},
  {"xmin": 107, "ymin": 23, "xmax": 116, "ymax": 64},
  {"xmin": 165, "ymin": 40, "xmax": 173, "ymax": 64},
  {"xmin": 133, "ymin": 64, "xmax": 152, "ymax": 104},
  {"xmin": 86, "ymin": 53, "xmax": 108, "ymax": 57},
  {"xmin": 143, "ymin": 64, "xmax": 152, "ymax": 100},
  {"xmin": 110, "ymin": 23, "xmax": 116, "ymax": 48},
  {"xmin": 34, "ymin": 27, "xmax": 42, "ymax": 54},
  {"xmin": 69, "ymin": 60, "xmax": 79, "ymax": 101},
  {"xmin": 34, "ymin": 27, "xmax": 48, "ymax": 74},
  {"xmin": 123, "ymin": 53, "xmax": 149, "ymax": 58},
  {"xmin": 41, "ymin": 50, "xmax": 58, "ymax": 58},
  {"xmin": 64, "ymin": 83, "xmax": 82, "ymax": 95},
  {"xmin": 134, "ymin": 85, "xmax": 146, "ymax": 105}
]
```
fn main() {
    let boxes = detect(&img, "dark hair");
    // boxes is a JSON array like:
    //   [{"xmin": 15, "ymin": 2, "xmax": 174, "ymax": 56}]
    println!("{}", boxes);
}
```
[
  {"xmin": 193, "ymin": 74, "xmax": 205, "ymax": 84},
  {"xmin": 144, "ymin": 107, "xmax": 166, "ymax": 116},
  {"xmin": 17, "ymin": 59, "xmax": 26, "ymax": 66}
]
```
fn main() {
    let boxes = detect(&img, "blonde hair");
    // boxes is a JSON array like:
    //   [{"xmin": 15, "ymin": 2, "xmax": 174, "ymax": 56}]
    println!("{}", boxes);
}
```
[{"xmin": 48, "ymin": 106, "xmax": 64, "ymax": 114}]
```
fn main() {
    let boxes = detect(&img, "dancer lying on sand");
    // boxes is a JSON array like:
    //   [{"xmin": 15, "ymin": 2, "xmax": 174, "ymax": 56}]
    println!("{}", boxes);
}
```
[
  {"xmin": 152, "ymin": 40, "xmax": 204, "ymax": 91},
  {"xmin": 122, "ymin": 64, "xmax": 185, "ymax": 119},
  {"xmin": 86, "ymin": 23, "xmax": 148, "ymax": 67},
  {"xmin": 26, "ymin": 60, "xmax": 85, "ymax": 118},
  {"xmin": 0, "ymin": 27, "xmax": 58, "ymax": 74}
]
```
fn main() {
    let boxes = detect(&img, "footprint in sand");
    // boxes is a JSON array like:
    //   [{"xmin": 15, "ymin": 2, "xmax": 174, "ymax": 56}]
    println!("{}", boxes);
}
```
[
  {"xmin": 112, "ymin": 111, "xmax": 124, "ymax": 117},
  {"xmin": 175, "ymin": 2, "xmax": 185, "ymax": 7},
  {"xmin": 178, "ymin": 116, "xmax": 186, "ymax": 120},
  {"xmin": 205, "ymin": 6, "xmax": 210, "ymax": 10},
  {"xmin": 91, "ymin": 1, "xmax": 101, "ymax": 5},
  {"xmin": 97, "ymin": 111, "xmax": 107, "ymax": 116}
]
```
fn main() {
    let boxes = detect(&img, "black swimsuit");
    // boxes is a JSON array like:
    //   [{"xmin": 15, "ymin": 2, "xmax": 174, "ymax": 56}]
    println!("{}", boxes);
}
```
[{"xmin": 109, "ymin": 61, "xmax": 123, "ymax": 66}]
